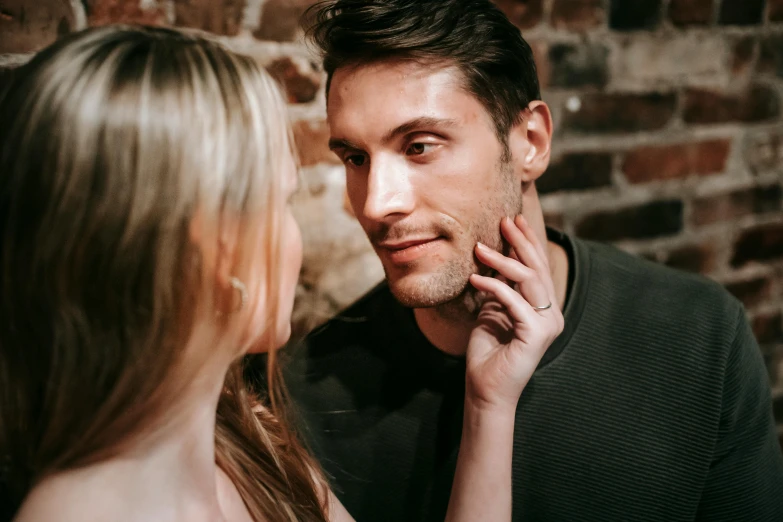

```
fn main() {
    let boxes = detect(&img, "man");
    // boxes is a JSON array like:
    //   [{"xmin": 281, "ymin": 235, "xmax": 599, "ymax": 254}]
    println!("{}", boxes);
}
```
[{"xmin": 281, "ymin": 1, "xmax": 783, "ymax": 520}]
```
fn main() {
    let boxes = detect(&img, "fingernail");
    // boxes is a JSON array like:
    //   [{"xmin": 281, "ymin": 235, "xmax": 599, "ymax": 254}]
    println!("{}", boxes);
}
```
[{"xmin": 476, "ymin": 242, "xmax": 490, "ymax": 252}]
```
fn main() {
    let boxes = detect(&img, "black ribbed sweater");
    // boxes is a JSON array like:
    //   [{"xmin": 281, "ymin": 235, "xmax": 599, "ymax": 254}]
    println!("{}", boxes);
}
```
[{"xmin": 283, "ymin": 230, "xmax": 783, "ymax": 521}]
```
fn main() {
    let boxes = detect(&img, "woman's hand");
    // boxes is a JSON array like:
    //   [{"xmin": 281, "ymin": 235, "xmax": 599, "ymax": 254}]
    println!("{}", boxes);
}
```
[{"xmin": 466, "ymin": 215, "xmax": 564, "ymax": 413}]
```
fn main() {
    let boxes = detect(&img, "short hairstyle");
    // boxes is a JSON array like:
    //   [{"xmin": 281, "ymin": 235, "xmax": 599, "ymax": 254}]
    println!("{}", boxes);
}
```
[{"xmin": 306, "ymin": 0, "xmax": 541, "ymax": 139}]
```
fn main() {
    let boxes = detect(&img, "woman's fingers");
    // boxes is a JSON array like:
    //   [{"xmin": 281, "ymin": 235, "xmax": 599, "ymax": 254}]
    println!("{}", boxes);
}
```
[
  {"xmin": 475, "ymin": 242, "xmax": 551, "ymax": 312},
  {"xmin": 502, "ymin": 216, "xmax": 556, "ymax": 302},
  {"xmin": 502, "ymin": 216, "xmax": 546, "ymax": 274},
  {"xmin": 469, "ymin": 274, "xmax": 538, "ymax": 326}
]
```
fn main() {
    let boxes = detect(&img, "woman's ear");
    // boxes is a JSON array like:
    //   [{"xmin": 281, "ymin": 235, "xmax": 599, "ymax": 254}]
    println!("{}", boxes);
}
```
[
  {"xmin": 190, "ymin": 209, "xmax": 240, "ymax": 305},
  {"xmin": 507, "ymin": 101, "xmax": 554, "ymax": 183},
  {"xmin": 215, "ymin": 219, "xmax": 240, "ymax": 290}
]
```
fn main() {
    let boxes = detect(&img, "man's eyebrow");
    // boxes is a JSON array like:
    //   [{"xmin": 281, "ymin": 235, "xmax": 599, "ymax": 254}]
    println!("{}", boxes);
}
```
[
  {"xmin": 328, "ymin": 138, "xmax": 361, "ymax": 151},
  {"xmin": 327, "ymin": 117, "xmax": 459, "ymax": 152},
  {"xmin": 381, "ymin": 117, "xmax": 459, "ymax": 144}
]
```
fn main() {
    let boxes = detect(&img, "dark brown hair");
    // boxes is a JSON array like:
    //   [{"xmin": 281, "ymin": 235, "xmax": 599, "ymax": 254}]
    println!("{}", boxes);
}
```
[{"xmin": 306, "ymin": 0, "xmax": 541, "ymax": 140}]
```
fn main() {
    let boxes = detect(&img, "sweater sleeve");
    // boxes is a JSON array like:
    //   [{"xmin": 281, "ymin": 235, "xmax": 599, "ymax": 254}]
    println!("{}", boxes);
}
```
[{"xmin": 696, "ymin": 305, "xmax": 783, "ymax": 522}]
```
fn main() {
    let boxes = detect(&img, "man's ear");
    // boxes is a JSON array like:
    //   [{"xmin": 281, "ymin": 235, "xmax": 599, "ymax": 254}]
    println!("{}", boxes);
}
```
[{"xmin": 507, "ymin": 101, "xmax": 553, "ymax": 183}]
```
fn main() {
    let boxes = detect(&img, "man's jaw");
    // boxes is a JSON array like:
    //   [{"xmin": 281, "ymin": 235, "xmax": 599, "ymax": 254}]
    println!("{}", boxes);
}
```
[{"xmin": 383, "ymin": 253, "xmax": 481, "ymax": 312}]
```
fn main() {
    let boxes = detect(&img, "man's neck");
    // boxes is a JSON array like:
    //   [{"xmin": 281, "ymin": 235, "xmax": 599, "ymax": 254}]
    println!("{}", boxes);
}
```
[
  {"xmin": 414, "ymin": 294, "xmax": 480, "ymax": 357},
  {"xmin": 414, "ymin": 237, "xmax": 570, "ymax": 357}
]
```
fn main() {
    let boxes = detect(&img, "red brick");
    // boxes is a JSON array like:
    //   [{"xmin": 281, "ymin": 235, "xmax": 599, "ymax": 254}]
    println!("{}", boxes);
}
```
[
  {"xmin": 611, "ymin": 34, "xmax": 725, "ymax": 89},
  {"xmin": 538, "ymin": 153, "xmax": 613, "ymax": 195},
  {"xmin": 691, "ymin": 185, "xmax": 782, "ymax": 226},
  {"xmin": 562, "ymin": 93, "xmax": 677, "ymax": 134},
  {"xmin": 622, "ymin": 139, "xmax": 730, "ymax": 184},
  {"xmin": 753, "ymin": 312, "xmax": 783, "ymax": 344},
  {"xmin": 770, "ymin": 0, "xmax": 783, "ymax": 22},
  {"xmin": 494, "ymin": 0, "xmax": 544, "ymax": 30},
  {"xmin": 663, "ymin": 242, "xmax": 718, "ymax": 273},
  {"xmin": 255, "ymin": 0, "xmax": 317, "ymax": 42},
  {"xmin": 266, "ymin": 56, "xmax": 322, "ymax": 104},
  {"xmin": 719, "ymin": 0, "xmax": 765, "ymax": 25},
  {"xmin": 731, "ymin": 222, "xmax": 783, "ymax": 267},
  {"xmin": 744, "ymin": 129, "xmax": 783, "ymax": 174},
  {"xmin": 724, "ymin": 275, "xmax": 774, "ymax": 309},
  {"xmin": 609, "ymin": 0, "xmax": 662, "ymax": 30},
  {"xmin": 683, "ymin": 85, "xmax": 780, "ymax": 124},
  {"xmin": 575, "ymin": 200, "xmax": 683, "ymax": 241},
  {"xmin": 668, "ymin": 0, "xmax": 713, "ymax": 26},
  {"xmin": 87, "ymin": 0, "xmax": 166, "ymax": 26},
  {"xmin": 292, "ymin": 120, "xmax": 340, "ymax": 167},
  {"xmin": 0, "ymin": 0, "xmax": 75, "ymax": 53},
  {"xmin": 549, "ymin": 42, "xmax": 609, "ymax": 89},
  {"xmin": 551, "ymin": 0, "xmax": 605, "ymax": 31},
  {"xmin": 731, "ymin": 37, "xmax": 756, "ymax": 76},
  {"xmin": 174, "ymin": 0, "xmax": 244, "ymax": 36}
]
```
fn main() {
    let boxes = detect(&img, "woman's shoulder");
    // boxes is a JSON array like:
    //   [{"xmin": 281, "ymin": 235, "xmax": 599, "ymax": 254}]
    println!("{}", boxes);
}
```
[
  {"xmin": 13, "ymin": 473, "xmax": 125, "ymax": 522},
  {"xmin": 216, "ymin": 466, "xmax": 256, "ymax": 522}
]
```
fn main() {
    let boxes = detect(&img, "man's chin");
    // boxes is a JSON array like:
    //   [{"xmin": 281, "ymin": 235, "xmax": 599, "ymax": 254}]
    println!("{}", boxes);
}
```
[{"xmin": 386, "ymin": 271, "xmax": 469, "ymax": 309}]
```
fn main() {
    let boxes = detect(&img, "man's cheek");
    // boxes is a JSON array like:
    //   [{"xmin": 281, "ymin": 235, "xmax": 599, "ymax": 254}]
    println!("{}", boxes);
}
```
[{"xmin": 343, "ymin": 190, "xmax": 354, "ymax": 217}]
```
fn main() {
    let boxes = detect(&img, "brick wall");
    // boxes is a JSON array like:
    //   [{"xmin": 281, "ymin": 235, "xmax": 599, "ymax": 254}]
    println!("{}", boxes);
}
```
[{"xmin": 1, "ymin": 0, "xmax": 782, "ymax": 445}]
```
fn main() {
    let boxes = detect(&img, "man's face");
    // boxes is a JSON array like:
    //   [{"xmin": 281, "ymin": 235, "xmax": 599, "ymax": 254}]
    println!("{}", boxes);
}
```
[{"xmin": 327, "ymin": 60, "xmax": 523, "ymax": 308}]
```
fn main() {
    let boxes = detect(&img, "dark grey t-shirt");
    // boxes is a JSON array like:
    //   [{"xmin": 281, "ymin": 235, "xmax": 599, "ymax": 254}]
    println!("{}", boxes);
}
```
[{"xmin": 281, "ymin": 230, "xmax": 783, "ymax": 521}]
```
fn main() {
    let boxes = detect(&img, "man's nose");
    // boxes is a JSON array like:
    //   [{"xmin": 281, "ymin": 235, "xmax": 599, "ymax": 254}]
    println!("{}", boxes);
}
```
[{"xmin": 362, "ymin": 157, "xmax": 415, "ymax": 222}]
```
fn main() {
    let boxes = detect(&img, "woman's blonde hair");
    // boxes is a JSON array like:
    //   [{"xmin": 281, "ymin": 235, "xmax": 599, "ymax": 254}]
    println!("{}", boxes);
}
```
[{"xmin": 0, "ymin": 25, "xmax": 326, "ymax": 521}]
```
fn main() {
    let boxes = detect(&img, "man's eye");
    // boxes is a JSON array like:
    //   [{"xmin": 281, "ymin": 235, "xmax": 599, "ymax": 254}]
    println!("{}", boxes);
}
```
[
  {"xmin": 407, "ymin": 143, "xmax": 434, "ymax": 156},
  {"xmin": 345, "ymin": 154, "xmax": 366, "ymax": 167}
]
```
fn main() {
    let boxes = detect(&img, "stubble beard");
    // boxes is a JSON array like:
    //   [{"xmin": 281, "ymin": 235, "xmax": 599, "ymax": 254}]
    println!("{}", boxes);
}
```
[{"xmin": 386, "ymin": 158, "xmax": 522, "ymax": 320}]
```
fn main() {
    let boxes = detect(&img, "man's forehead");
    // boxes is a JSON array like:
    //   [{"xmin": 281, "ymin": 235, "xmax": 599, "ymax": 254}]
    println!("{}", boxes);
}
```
[{"xmin": 326, "ymin": 60, "xmax": 488, "ymax": 138}]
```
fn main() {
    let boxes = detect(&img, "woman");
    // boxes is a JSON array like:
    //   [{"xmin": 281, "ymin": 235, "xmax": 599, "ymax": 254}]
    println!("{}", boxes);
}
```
[{"xmin": 0, "ymin": 26, "xmax": 562, "ymax": 521}]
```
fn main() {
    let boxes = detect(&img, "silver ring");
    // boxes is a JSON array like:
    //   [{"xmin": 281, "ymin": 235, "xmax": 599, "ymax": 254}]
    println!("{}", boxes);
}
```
[{"xmin": 532, "ymin": 302, "xmax": 552, "ymax": 311}]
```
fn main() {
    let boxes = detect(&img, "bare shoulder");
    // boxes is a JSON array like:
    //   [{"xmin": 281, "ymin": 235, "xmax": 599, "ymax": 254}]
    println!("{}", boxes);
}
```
[
  {"xmin": 14, "ymin": 475, "xmax": 124, "ymax": 522},
  {"xmin": 327, "ymin": 489, "xmax": 355, "ymax": 522}
]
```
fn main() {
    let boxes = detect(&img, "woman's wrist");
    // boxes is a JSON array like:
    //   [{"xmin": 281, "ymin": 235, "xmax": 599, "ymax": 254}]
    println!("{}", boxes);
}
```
[
  {"xmin": 462, "ymin": 394, "xmax": 517, "ymax": 435},
  {"xmin": 464, "ymin": 382, "xmax": 520, "ymax": 419}
]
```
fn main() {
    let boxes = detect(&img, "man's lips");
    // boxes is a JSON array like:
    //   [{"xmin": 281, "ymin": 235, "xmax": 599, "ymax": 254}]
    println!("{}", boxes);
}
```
[
  {"xmin": 377, "ymin": 237, "xmax": 444, "ymax": 264},
  {"xmin": 378, "ymin": 238, "xmax": 439, "ymax": 250}
]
